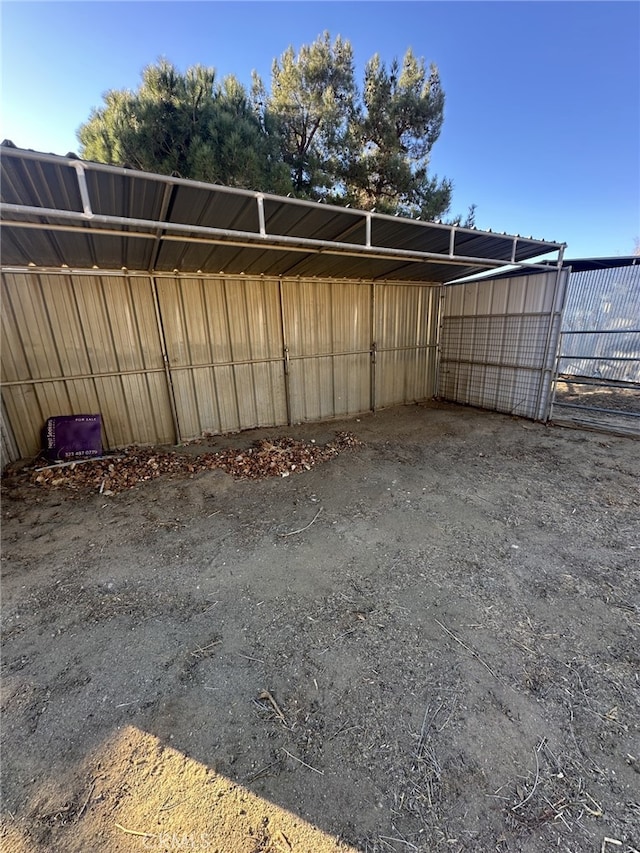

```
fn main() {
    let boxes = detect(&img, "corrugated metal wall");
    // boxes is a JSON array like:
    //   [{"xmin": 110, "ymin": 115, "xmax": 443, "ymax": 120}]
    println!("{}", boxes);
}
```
[
  {"xmin": 157, "ymin": 275, "xmax": 288, "ymax": 436},
  {"xmin": 1, "ymin": 398, "xmax": 20, "ymax": 471},
  {"xmin": 438, "ymin": 270, "xmax": 568, "ymax": 421},
  {"xmin": 1, "ymin": 271, "xmax": 440, "ymax": 462},
  {"xmin": 283, "ymin": 279, "xmax": 372, "ymax": 423},
  {"xmin": 559, "ymin": 264, "xmax": 640, "ymax": 383},
  {"xmin": 1, "ymin": 271, "xmax": 175, "ymax": 458},
  {"xmin": 375, "ymin": 284, "xmax": 440, "ymax": 408}
]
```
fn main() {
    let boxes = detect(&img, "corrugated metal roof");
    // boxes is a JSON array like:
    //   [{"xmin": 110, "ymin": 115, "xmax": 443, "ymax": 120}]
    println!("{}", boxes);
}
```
[
  {"xmin": 0, "ymin": 145, "xmax": 565, "ymax": 283},
  {"xmin": 457, "ymin": 256, "xmax": 639, "ymax": 283}
]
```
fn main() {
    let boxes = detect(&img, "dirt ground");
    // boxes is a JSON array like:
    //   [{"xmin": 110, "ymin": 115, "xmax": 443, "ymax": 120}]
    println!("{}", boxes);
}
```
[{"xmin": 1, "ymin": 401, "xmax": 639, "ymax": 853}]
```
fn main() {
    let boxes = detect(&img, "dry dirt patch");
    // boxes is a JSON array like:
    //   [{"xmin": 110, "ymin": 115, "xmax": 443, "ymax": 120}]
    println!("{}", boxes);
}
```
[{"xmin": 1, "ymin": 402, "xmax": 639, "ymax": 853}]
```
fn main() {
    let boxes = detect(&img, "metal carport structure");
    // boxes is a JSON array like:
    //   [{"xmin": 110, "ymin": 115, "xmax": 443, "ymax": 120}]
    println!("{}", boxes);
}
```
[{"xmin": 1, "ymin": 144, "xmax": 566, "ymax": 465}]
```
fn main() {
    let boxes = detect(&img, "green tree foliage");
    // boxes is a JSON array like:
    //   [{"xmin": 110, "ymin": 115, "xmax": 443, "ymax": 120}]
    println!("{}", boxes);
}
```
[
  {"xmin": 78, "ymin": 60, "xmax": 290, "ymax": 192},
  {"xmin": 254, "ymin": 32, "xmax": 356, "ymax": 198},
  {"xmin": 79, "ymin": 39, "xmax": 463, "ymax": 222},
  {"xmin": 342, "ymin": 49, "xmax": 451, "ymax": 218}
]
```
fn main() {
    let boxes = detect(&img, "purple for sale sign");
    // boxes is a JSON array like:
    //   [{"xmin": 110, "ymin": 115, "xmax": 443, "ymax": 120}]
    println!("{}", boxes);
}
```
[{"xmin": 46, "ymin": 415, "xmax": 103, "ymax": 460}]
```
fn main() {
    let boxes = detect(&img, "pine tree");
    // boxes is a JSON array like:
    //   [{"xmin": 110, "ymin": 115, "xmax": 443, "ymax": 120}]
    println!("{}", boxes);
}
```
[
  {"xmin": 343, "ymin": 49, "xmax": 451, "ymax": 218},
  {"xmin": 254, "ymin": 32, "xmax": 357, "ymax": 198},
  {"xmin": 78, "ymin": 60, "xmax": 289, "ymax": 192}
]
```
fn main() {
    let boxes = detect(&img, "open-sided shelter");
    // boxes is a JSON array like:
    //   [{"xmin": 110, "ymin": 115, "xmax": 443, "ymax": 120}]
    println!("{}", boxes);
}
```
[{"xmin": 1, "ymin": 145, "xmax": 567, "ymax": 466}]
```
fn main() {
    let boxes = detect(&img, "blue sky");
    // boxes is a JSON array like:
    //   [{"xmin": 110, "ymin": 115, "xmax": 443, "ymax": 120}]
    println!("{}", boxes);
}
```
[{"xmin": 1, "ymin": 1, "xmax": 639, "ymax": 259}]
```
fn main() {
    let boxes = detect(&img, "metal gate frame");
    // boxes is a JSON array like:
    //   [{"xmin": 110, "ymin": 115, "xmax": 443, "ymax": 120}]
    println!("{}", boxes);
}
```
[{"xmin": 550, "ymin": 264, "xmax": 640, "ymax": 437}]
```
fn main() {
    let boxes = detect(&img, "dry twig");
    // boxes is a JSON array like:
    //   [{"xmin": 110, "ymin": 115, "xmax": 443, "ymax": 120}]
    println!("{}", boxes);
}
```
[
  {"xmin": 435, "ymin": 619, "xmax": 507, "ymax": 687},
  {"xmin": 75, "ymin": 781, "xmax": 96, "ymax": 821},
  {"xmin": 512, "ymin": 739, "xmax": 543, "ymax": 811},
  {"xmin": 246, "ymin": 758, "xmax": 283, "ymax": 783},
  {"xmin": 190, "ymin": 639, "xmax": 222, "ymax": 658},
  {"xmin": 281, "ymin": 748, "xmax": 324, "ymax": 775},
  {"xmin": 114, "ymin": 822, "xmax": 157, "ymax": 838},
  {"xmin": 280, "ymin": 507, "xmax": 323, "ymax": 537},
  {"xmin": 258, "ymin": 690, "xmax": 287, "ymax": 724}
]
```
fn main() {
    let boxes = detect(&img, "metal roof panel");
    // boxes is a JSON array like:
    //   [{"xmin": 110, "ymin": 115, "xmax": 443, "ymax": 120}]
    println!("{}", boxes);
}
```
[{"xmin": 1, "ymin": 146, "xmax": 565, "ymax": 283}]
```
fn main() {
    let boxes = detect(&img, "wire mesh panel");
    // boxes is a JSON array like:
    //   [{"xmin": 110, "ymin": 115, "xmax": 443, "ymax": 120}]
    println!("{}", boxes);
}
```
[{"xmin": 439, "ymin": 270, "xmax": 567, "ymax": 420}]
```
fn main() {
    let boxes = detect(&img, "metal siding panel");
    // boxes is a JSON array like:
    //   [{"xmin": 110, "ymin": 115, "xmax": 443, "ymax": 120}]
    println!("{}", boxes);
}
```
[
  {"xmin": 90, "ymin": 376, "xmax": 129, "ymax": 447},
  {"xmin": 439, "ymin": 271, "xmax": 562, "ymax": 420},
  {"xmin": 285, "ymin": 279, "xmax": 332, "ymax": 357},
  {"xmin": 505, "ymin": 278, "xmax": 527, "ymax": 314},
  {"xmin": 559, "ymin": 265, "xmax": 640, "ymax": 382},
  {"xmin": 159, "ymin": 278, "xmax": 224, "ymax": 436},
  {"xmin": 1, "ymin": 398, "xmax": 20, "ymax": 469},
  {"xmin": 376, "ymin": 348, "xmax": 437, "ymax": 406},
  {"xmin": 62, "ymin": 378, "xmax": 103, "ymax": 424},
  {"xmin": 2, "ymin": 272, "xmax": 62, "ymax": 380},
  {"xmin": 376, "ymin": 285, "xmax": 439, "ymax": 407},
  {"xmin": 157, "ymin": 275, "xmax": 287, "ymax": 439},
  {"xmin": 489, "ymin": 279, "xmax": 509, "ymax": 315},
  {"xmin": 285, "ymin": 279, "xmax": 326, "ymax": 422},
  {"xmin": 1, "ymin": 276, "xmax": 33, "ymax": 383},
  {"xmin": 73, "ymin": 275, "xmax": 121, "ymax": 375},
  {"xmin": 1, "ymin": 271, "xmax": 175, "ymax": 457},
  {"xmin": 1, "ymin": 385, "xmax": 44, "ymax": 459},
  {"xmin": 171, "ymin": 368, "xmax": 205, "ymax": 438},
  {"xmin": 473, "ymin": 281, "xmax": 493, "ymax": 314},
  {"xmin": 39, "ymin": 274, "xmax": 93, "ymax": 376},
  {"xmin": 73, "ymin": 275, "xmax": 174, "ymax": 446},
  {"xmin": 284, "ymin": 279, "xmax": 371, "ymax": 422}
]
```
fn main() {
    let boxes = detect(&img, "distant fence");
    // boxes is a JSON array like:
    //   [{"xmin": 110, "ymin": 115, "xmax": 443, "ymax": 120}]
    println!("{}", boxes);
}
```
[{"xmin": 558, "ymin": 263, "xmax": 640, "ymax": 383}]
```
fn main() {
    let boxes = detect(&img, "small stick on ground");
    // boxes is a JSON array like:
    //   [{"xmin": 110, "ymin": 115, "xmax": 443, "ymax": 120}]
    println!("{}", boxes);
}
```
[
  {"xmin": 512, "ymin": 739, "xmax": 543, "ymax": 811},
  {"xmin": 275, "ymin": 829, "xmax": 292, "ymax": 850},
  {"xmin": 435, "ymin": 618, "xmax": 506, "ymax": 687},
  {"xmin": 158, "ymin": 798, "xmax": 187, "ymax": 813},
  {"xmin": 281, "ymin": 748, "xmax": 324, "ymax": 775},
  {"xmin": 239, "ymin": 653, "xmax": 265, "ymax": 664},
  {"xmin": 190, "ymin": 639, "xmax": 222, "ymax": 658},
  {"xmin": 114, "ymin": 822, "xmax": 157, "ymax": 838},
  {"xmin": 35, "ymin": 455, "xmax": 124, "ymax": 472},
  {"xmin": 246, "ymin": 758, "xmax": 283, "ymax": 783},
  {"xmin": 378, "ymin": 835, "xmax": 418, "ymax": 850},
  {"xmin": 258, "ymin": 690, "xmax": 287, "ymax": 724},
  {"xmin": 281, "ymin": 507, "xmax": 323, "ymax": 537},
  {"xmin": 75, "ymin": 780, "xmax": 96, "ymax": 821},
  {"xmin": 319, "ymin": 627, "xmax": 356, "ymax": 654}
]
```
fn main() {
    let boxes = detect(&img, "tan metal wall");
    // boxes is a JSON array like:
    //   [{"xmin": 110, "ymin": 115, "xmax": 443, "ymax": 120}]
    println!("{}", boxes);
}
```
[
  {"xmin": 156, "ymin": 275, "xmax": 288, "ymax": 436},
  {"xmin": 1, "ymin": 271, "xmax": 440, "ymax": 461},
  {"xmin": 283, "ymin": 279, "xmax": 373, "ymax": 423},
  {"xmin": 1, "ymin": 398, "xmax": 20, "ymax": 471},
  {"xmin": 1, "ymin": 271, "xmax": 175, "ymax": 458},
  {"xmin": 375, "ymin": 284, "xmax": 440, "ymax": 408}
]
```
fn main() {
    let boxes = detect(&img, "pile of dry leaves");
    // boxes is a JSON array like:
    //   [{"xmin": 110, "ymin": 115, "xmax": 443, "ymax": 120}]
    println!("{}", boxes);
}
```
[{"xmin": 21, "ymin": 432, "xmax": 363, "ymax": 495}]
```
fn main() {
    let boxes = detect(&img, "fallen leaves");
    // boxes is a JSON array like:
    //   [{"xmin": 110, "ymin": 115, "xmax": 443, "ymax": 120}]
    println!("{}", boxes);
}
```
[{"xmin": 23, "ymin": 432, "xmax": 363, "ymax": 495}]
